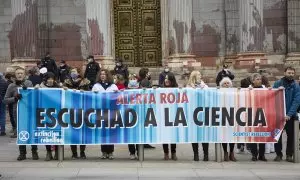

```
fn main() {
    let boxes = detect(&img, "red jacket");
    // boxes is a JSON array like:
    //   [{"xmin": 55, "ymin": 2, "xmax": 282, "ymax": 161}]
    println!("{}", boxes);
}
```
[{"xmin": 116, "ymin": 83, "xmax": 126, "ymax": 90}]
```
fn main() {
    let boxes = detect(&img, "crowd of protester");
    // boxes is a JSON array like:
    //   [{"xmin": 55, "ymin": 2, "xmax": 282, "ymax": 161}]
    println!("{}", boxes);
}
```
[{"xmin": 0, "ymin": 53, "xmax": 299, "ymax": 163}]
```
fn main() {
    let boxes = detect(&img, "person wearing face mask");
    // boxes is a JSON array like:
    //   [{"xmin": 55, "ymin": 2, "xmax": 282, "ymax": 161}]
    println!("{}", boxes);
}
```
[
  {"xmin": 219, "ymin": 77, "xmax": 237, "ymax": 162},
  {"xmin": 58, "ymin": 60, "xmax": 70, "ymax": 83},
  {"xmin": 4, "ymin": 67, "xmax": 39, "ymax": 161},
  {"xmin": 40, "ymin": 52, "xmax": 58, "ymax": 78},
  {"xmin": 64, "ymin": 68, "xmax": 90, "ymax": 159},
  {"xmin": 114, "ymin": 58, "xmax": 129, "ymax": 86},
  {"xmin": 216, "ymin": 64, "xmax": 234, "ymax": 86},
  {"xmin": 273, "ymin": 67, "xmax": 300, "ymax": 162},
  {"xmin": 162, "ymin": 74, "xmax": 178, "ymax": 161},
  {"xmin": 84, "ymin": 55, "xmax": 101, "ymax": 87},
  {"xmin": 248, "ymin": 73, "xmax": 267, "ymax": 162},
  {"xmin": 159, "ymin": 66, "xmax": 173, "ymax": 87},
  {"xmin": 92, "ymin": 69, "xmax": 118, "ymax": 159},
  {"xmin": 128, "ymin": 74, "xmax": 140, "ymax": 89},
  {"xmin": 35, "ymin": 72, "xmax": 60, "ymax": 161},
  {"xmin": 186, "ymin": 71, "xmax": 209, "ymax": 161},
  {"xmin": 139, "ymin": 68, "xmax": 152, "ymax": 88}
]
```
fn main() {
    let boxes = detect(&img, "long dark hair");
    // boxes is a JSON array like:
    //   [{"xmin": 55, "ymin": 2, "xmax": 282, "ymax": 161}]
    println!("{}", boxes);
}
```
[
  {"xmin": 97, "ymin": 69, "xmax": 113, "ymax": 84},
  {"xmin": 163, "ymin": 73, "xmax": 178, "ymax": 87}
]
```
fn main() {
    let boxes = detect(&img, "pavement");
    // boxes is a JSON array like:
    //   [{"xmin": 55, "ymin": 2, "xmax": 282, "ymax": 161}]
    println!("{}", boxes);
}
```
[{"xmin": 0, "ymin": 124, "xmax": 300, "ymax": 179}]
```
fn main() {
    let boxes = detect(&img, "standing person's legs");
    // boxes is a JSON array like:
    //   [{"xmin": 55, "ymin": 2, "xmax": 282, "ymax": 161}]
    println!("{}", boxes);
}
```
[
  {"xmin": 70, "ymin": 145, "xmax": 78, "ymax": 158},
  {"xmin": 258, "ymin": 143, "xmax": 267, "ymax": 161},
  {"xmin": 222, "ymin": 143, "xmax": 229, "ymax": 161},
  {"xmin": 170, "ymin": 144, "xmax": 177, "ymax": 160},
  {"xmin": 128, "ymin": 144, "xmax": 136, "ymax": 155},
  {"xmin": 80, "ymin": 145, "xmax": 86, "ymax": 159},
  {"xmin": 8, "ymin": 104, "xmax": 15, "ymax": 131},
  {"xmin": 101, "ymin": 145, "xmax": 108, "ymax": 159},
  {"xmin": 250, "ymin": 143, "xmax": 258, "ymax": 161},
  {"xmin": 286, "ymin": 119, "xmax": 295, "ymax": 162},
  {"xmin": 31, "ymin": 145, "xmax": 38, "ymax": 160},
  {"xmin": 106, "ymin": 145, "xmax": 114, "ymax": 159},
  {"xmin": 202, "ymin": 143, "xmax": 209, "ymax": 161},
  {"xmin": 229, "ymin": 143, "xmax": 236, "ymax": 161},
  {"xmin": 0, "ymin": 102, "xmax": 6, "ymax": 135},
  {"xmin": 274, "ymin": 133, "xmax": 283, "ymax": 160},
  {"xmin": 163, "ymin": 144, "xmax": 169, "ymax": 160},
  {"xmin": 45, "ymin": 145, "xmax": 53, "ymax": 161},
  {"xmin": 192, "ymin": 143, "xmax": 199, "ymax": 161},
  {"xmin": 18, "ymin": 145, "xmax": 26, "ymax": 161}
]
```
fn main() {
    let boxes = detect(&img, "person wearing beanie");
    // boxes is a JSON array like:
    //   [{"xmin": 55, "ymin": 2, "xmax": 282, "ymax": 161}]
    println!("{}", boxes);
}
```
[
  {"xmin": 84, "ymin": 55, "xmax": 100, "ymax": 87},
  {"xmin": 113, "ymin": 57, "xmax": 129, "ymax": 86},
  {"xmin": 35, "ymin": 72, "xmax": 60, "ymax": 161}
]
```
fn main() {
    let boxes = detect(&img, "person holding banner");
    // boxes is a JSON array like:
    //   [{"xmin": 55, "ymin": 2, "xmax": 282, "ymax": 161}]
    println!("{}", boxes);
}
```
[
  {"xmin": 4, "ymin": 67, "xmax": 39, "ymax": 161},
  {"xmin": 219, "ymin": 77, "xmax": 237, "ymax": 162},
  {"xmin": 186, "ymin": 70, "xmax": 209, "ymax": 161},
  {"xmin": 127, "ymin": 73, "xmax": 140, "ymax": 160},
  {"xmin": 92, "ymin": 69, "xmax": 118, "ymax": 160},
  {"xmin": 35, "ymin": 72, "xmax": 61, "ymax": 161},
  {"xmin": 273, "ymin": 67, "xmax": 300, "ymax": 162},
  {"xmin": 162, "ymin": 74, "xmax": 178, "ymax": 161},
  {"xmin": 249, "ymin": 73, "xmax": 267, "ymax": 162},
  {"xmin": 64, "ymin": 68, "xmax": 90, "ymax": 159}
]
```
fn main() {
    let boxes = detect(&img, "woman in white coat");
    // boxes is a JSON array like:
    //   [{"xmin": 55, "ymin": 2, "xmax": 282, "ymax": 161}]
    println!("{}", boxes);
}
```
[{"xmin": 92, "ymin": 69, "xmax": 118, "ymax": 160}]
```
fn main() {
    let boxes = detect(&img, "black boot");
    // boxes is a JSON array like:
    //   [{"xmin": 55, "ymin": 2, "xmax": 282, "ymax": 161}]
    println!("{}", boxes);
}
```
[
  {"xmin": 17, "ymin": 154, "xmax": 26, "ymax": 161},
  {"xmin": 203, "ymin": 154, "xmax": 209, "ymax": 161},
  {"xmin": 80, "ymin": 151, "xmax": 86, "ymax": 159},
  {"xmin": 32, "ymin": 151, "xmax": 39, "ymax": 160},
  {"xmin": 194, "ymin": 153, "xmax": 199, "ymax": 161},
  {"xmin": 72, "ymin": 152, "xmax": 78, "ymax": 159},
  {"xmin": 45, "ymin": 151, "xmax": 53, "ymax": 161}
]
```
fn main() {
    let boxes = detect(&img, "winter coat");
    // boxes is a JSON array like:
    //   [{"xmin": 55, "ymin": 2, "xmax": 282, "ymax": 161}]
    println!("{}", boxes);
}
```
[
  {"xmin": 64, "ymin": 78, "xmax": 90, "ymax": 91},
  {"xmin": 0, "ymin": 77, "xmax": 8, "ymax": 101},
  {"xmin": 28, "ymin": 75, "xmax": 42, "ymax": 87},
  {"xmin": 58, "ymin": 65, "xmax": 70, "ymax": 83},
  {"xmin": 41, "ymin": 57, "xmax": 58, "ymax": 77},
  {"xmin": 4, "ymin": 80, "xmax": 33, "ymax": 124},
  {"xmin": 273, "ymin": 78, "xmax": 300, "ymax": 118},
  {"xmin": 84, "ymin": 61, "xmax": 100, "ymax": 85},
  {"xmin": 92, "ymin": 82, "xmax": 118, "ymax": 92}
]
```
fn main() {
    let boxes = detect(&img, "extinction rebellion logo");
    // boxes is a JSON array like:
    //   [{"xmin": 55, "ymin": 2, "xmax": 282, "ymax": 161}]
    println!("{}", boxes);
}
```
[{"xmin": 19, "ymin": 131, "xmax": 29, "ymax": 142}]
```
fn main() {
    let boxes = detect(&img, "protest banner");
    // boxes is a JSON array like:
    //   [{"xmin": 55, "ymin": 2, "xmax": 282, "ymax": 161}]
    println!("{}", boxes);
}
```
[{"xmin": 17, "ymin": 88, "xmax": 285, "ymax": 145}]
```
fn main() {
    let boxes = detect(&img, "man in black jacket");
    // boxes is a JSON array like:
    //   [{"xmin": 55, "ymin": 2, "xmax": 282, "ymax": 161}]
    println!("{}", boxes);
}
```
[
  {"xmin": 58, "ymin": 60, "xmax": 70, "ymax": 83},
  {"xmin": 84, "ymin": 55, "xmax": 100, "ymax": 87},
  {"xmin": 0, "ymin": 72, "xmax": 8, "ymax": 136},
  {"xmin": 216, "ymin": 64, "xmax": 234, "ymax": 86},
  {"xmin": 113, "ymin": 58, "xmax": 129, "ymax": 86},
  {"xmin": 41, "ymin": 52, "xmax": 58, "ymax": 78}
]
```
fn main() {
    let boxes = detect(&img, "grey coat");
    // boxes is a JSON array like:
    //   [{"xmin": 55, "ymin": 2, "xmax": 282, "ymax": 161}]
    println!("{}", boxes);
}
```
[{"xmin": 4, "ymin": 80, "xmax": 33, "ymax": 126}]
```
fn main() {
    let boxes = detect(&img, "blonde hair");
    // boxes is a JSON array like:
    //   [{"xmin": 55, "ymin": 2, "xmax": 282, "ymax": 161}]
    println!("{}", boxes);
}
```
[
  {"xmin": 187, "ymin": 71, "xmax": 201, "ymax": 87},
  {"xmin": 219, "ymin": 77, "xmax": 233, "ymax": 87}
]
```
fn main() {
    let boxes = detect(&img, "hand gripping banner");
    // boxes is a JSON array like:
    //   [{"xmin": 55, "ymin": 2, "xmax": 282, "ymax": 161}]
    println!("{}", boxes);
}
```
[{"xmin": 17, "ymin": 88, "xmax": 286, "ymax": 145}]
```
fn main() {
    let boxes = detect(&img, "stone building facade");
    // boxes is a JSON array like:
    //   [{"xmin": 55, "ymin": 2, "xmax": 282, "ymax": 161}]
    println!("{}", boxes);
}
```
[{"xmin": 0, "ymin": 0, "xmax": 299, "ymax": 84}]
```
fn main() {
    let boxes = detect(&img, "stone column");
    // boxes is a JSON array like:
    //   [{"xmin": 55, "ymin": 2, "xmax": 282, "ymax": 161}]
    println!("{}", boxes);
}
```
[
  {"xmin": 167, "ymin": 0, "xmax": 200, "ymax": 71},
  {"xmin": 285, "ymin": 0, "xmax": 300, "ymax": 65},
  {"xmin": 236, "ymin": 0, "xmax": 267, "ymax": 67},
  {"xmin": 7, "ymin": 0, "xmax": 40, "ymax": 71},
  {"xmin": 85, "ymin": 0, "xmax": 114, "ymax": 69}
]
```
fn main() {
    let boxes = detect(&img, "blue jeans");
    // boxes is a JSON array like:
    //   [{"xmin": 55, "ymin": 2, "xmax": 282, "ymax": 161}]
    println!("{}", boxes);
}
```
[{"xmin": 0, "ymin": 102, "xmax": 6, "ymax": 133}]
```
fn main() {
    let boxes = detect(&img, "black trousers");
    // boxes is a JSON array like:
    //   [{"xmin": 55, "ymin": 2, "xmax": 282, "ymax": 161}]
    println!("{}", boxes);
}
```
[
  {"xmin": 19, "ymin": 145, "xmax": 38, "ymax": 155},
  {"xmin": 101, "ymin": 145, "xmax": 114, "ymax": 154},
  {"xmin": 222, "ymin": 143, "xmax": 235, "ymax": 153},
  {"xmin": 8, "ymin": 104, "xmax": 15, "ymax": 129},
  {"xmin": 128, "ymin": 144, "xmax": 139, "ymax": 155},
  {"xmin": 250, "ymin": 143, "xmax": 265, "ymax": 157},
  {"xmin": 275, "ymin": 119, "xmax": 295, "ymax": 157},
  {"xmin": 45, "ymin": 145, "xmax": 58, "ymax": 152},
  {"xmin": 192, "ymin": 143, "xmax": 209, "ymax": 155},
  {"xmin": 70, "ymin": 145, "xmax": 86, "ymax": 154},
  {"xmin": 163, "ymin": 144, "xmax": 176, "ymax": 154}
]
